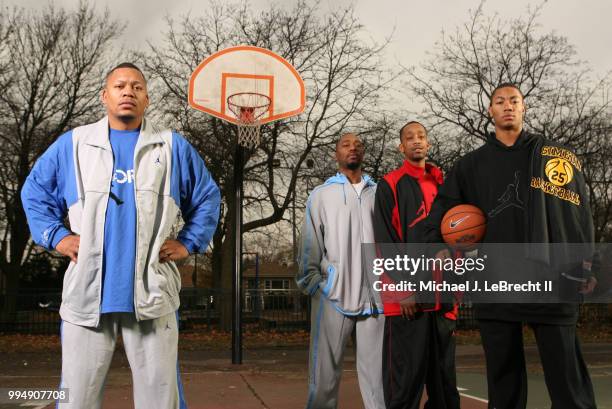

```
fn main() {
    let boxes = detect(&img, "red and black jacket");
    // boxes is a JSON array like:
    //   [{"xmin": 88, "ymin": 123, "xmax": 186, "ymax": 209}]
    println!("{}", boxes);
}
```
[{"xmin": 374, "ymin": 160, "xmax": 457, "ymax": 319}]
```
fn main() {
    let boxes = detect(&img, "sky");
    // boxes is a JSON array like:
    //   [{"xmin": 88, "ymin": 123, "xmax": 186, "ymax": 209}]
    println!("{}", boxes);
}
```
[
  {"xmin": 6, "ymin": 0, "xmax": 611, "ymax": 118},
  {"xmin": 8, "ymin": 0, "xmax": 612, "ymax": 78},
  {"xmin": 351, "ymin": 0, "xmax": 612, "ymax": 75}
]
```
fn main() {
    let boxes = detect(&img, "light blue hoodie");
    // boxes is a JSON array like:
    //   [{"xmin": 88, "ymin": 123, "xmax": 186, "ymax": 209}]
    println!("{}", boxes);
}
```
[{"xmin": 297, "ymin": 172, "xmax": 383, "ymax": 315}]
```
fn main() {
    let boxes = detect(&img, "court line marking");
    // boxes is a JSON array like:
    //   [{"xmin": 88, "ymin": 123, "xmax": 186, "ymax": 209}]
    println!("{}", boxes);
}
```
[{"xmin": 460, "ymin": 392, "xmax": 488, "ymax": 404}]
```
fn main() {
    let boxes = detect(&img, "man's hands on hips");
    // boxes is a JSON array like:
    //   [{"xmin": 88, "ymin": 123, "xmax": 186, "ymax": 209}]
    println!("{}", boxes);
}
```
[
  {"xmin": 56, "ymin": 235, "xmax": 80, "ymax": 263},
  {"xmin": 159, "ymin": 239, "xmax": 189, "ymax": 263}
]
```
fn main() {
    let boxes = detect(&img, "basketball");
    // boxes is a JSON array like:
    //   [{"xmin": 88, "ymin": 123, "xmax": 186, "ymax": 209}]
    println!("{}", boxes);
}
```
[{"xmin": 441, "ymin": 204, "xmax": 486, "ymax": 250}]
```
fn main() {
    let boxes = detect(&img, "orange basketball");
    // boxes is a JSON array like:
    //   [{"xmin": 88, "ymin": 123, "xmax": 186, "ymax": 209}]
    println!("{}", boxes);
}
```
[{"xmin": 441, "ymin": 204, "xmax": 486, "ymax": 250}]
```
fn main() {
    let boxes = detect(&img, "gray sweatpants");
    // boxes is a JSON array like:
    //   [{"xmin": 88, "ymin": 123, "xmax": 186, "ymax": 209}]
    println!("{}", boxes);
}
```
[
  {"xmin": 58, "ymin": 312, "xmax": 186, "ymax": 409},
  {"xmin": 305, "ymin": 291, "xmax": 385, "ymax": 409}
]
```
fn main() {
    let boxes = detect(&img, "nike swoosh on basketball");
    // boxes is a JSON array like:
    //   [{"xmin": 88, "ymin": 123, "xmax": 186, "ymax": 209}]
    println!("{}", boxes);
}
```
[{"xmin": 450, "ymin": 216, "xmax": 470, "ymax": 228}]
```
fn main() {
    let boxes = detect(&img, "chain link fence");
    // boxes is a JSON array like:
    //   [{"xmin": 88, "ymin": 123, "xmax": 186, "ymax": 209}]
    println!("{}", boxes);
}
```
[{"xmin": 0, "ymin": 289, "xmax": 609, "ymax": 334}]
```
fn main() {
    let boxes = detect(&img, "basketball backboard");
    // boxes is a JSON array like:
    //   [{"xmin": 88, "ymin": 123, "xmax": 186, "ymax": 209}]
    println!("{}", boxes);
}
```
[{"xmin": 188, "ymin": 45, "xmax": 305, "ymax": 125}]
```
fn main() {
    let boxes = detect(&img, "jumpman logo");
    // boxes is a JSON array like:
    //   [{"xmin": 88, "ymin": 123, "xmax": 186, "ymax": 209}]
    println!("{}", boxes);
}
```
[
  {"xmin": 409, "ymin": 202, "xmax": 427, "ymax": 227},
  {"xmin": 488, "ymin": 171, "xmax": 524, "ymax": 218},
  {"xmin": 154, "ymin": 156, "xmax": 162, "ymax": 166}
]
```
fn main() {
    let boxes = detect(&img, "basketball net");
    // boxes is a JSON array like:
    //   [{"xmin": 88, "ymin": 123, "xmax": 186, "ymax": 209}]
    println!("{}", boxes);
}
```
[{"xmin": 227, "ymin": 93, "xmax": 271, "ymax": 149}]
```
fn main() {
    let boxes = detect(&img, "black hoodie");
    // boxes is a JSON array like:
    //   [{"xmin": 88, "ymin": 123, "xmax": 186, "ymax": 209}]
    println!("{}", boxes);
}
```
[{"xmin": 424, "ymin": 131, "xmax": 595, "ymax": 324}]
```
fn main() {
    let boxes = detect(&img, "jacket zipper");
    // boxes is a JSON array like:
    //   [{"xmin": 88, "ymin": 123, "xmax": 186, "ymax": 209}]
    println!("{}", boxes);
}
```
[
  {"xmin": 350, "ymin": 181, "xmax": 378, "ymax": 314},
  {"xmin": 96, "ymin": 146, "xmax": 115, "ymax": 327},
  {"xmin": 132, "ymin": 141, "xmax": 141, "ymax": 321}
]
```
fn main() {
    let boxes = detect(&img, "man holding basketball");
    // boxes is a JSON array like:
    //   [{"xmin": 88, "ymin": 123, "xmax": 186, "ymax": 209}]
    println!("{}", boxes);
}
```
[
  {"xmin": 297, "ymin": 132, "xmax": 385, "ymax": 409},
  {"xmin": 374, "ymin": 121, "xmax": 460, "ymax": 409},
  {"xmin": 425, "ymin": 83, "xmax": 597, "ymax": 408},
  {"xmin": 21, "ymin": 62, "xmax": 221, "ymax": 408}
]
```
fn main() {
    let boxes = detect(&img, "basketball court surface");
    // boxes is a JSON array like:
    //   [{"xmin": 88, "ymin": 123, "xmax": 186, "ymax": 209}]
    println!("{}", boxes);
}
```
[{"xmin": 1, "ymin": 343, "xmax": 611, "ymax": 409}]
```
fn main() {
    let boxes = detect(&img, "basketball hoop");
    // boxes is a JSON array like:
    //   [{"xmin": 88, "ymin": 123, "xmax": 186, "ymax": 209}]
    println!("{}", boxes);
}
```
[{"xmin": 227, "ymin": 92, "xmax": 271, "ymax": 148}]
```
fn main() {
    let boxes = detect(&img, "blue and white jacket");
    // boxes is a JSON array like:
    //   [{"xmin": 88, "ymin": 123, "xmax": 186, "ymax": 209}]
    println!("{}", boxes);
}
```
[
  {"xmin": 297, "ymin": 172, "xmax": 383, "ymax": 315},
  {"xmin": 21, "ymin": 116, "xmax": 221, "ymax": 327}
]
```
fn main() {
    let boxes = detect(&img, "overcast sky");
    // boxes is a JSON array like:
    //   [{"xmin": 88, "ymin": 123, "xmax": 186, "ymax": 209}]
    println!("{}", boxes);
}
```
[
  {"xmin": 7, "ymin": 0, "xmax": 612, "ymax": 78},
  {"xmin": 353, "ymin": 0, "xmax": 612, "ymax": 75}
]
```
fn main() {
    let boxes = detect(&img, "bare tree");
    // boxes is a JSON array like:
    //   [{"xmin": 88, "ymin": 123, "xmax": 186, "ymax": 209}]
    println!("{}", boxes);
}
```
[
  {"xmin": 0, "ymin": 1, "xmax": 124, "ymax": 320},
  {"xmin": 580, "ymin": 110, "xmax": 612, "ymax": 241},
  {"xmin": 407, "ymin": 1, "xmax": 612, "ymax": 237},
  {"xmin": 139, "ymin": 0, "xmax": 399, "ymax": 328},
  {"xmin": 0, "ymin": 7, "xmax": 13, "ymax": 92}
]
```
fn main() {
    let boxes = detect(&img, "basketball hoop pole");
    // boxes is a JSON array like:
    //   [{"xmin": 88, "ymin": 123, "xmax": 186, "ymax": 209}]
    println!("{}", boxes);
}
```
[
  {"xmin": 188, "ymin": 45, "xmax": 306, "ymax": 366},
  {"xmin": 228, "ymin": 94, "xmax": 270, "ymax": 365},
  {"xmin": 232, "ymin": 142, "xmax": 244, "ymax": 365}
]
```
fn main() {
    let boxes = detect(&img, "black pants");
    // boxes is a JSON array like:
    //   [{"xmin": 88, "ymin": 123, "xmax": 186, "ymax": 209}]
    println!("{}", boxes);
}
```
[
  {"xmin": 478, "ymin": 320, "xmax": 596, "ymax": 409},
  {"xmin": 383, "ymin": 312, "xmax": 460, "ymax": 409}
]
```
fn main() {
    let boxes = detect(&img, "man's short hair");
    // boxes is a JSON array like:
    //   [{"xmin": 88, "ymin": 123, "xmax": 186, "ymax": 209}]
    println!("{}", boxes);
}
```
[
  {"xmin": 105, "ymin": 62, "xmax": 146, "ymax": 84},
  {"xmin": 399, "ymin": 121, "xmax": 427, "ymax": 142},
  {"xmin": 489, "ymin": 83, "xmax": 524, "ymax": 106},
  {"xmin": 336, "ymin": 132, "xmax": 361, "ymax": 149}
]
